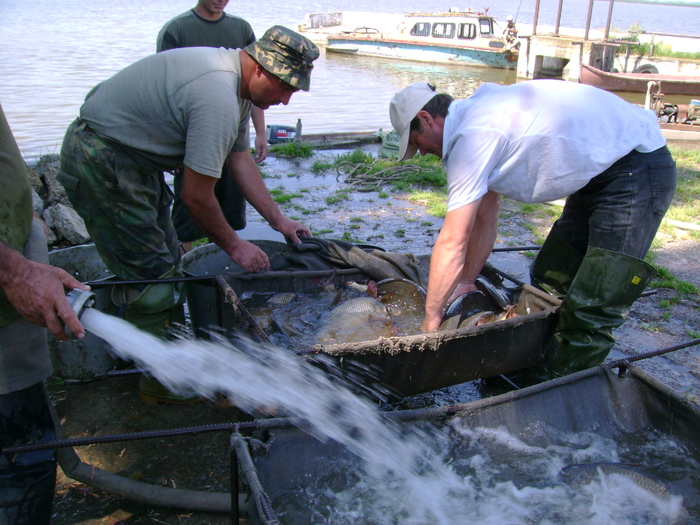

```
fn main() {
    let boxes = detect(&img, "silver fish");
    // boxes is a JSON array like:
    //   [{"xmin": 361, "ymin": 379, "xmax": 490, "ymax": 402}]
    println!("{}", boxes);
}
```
[
  {"xmin": 316, "ymin": 297, "xmax": 395, "ymax": 344},
  {"xmin": 560, "ymin": 463, "xmax": 675, "ymax": 499},
  {"xmin": 267, "ymin": 292, "xmax": 299, "ymax": 306}
]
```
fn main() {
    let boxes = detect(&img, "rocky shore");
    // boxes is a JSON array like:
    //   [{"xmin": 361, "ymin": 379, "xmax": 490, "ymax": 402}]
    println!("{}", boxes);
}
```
[{"xmin": 27, "ymin": 154, "xmax": 90, "ymax": 248}]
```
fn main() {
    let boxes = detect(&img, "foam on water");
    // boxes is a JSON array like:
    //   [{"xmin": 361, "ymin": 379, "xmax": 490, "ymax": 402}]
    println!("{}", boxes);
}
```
[
  {"xmin": 81, "ymin": 308, "xmax": 467, "ymax": 523},
  {"xmin": 80, "ymin": 309, "xmax": 691, "ymax": 524}
]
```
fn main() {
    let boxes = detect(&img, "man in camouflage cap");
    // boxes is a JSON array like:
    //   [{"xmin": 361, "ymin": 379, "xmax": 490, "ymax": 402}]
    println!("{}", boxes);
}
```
[{"xmin": 57, "ymin": 26, "xmax": 319, "ymax": 404}]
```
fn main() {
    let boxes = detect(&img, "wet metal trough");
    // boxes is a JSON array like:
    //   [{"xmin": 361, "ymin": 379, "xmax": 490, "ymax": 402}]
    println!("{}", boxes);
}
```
[
  {"xmin": 235, "ymin": 364, "xmax": 700, "ymax": 524},
  {"xmin": 182, "ymin": 242, "xmax": 561, "ymax": 399}
]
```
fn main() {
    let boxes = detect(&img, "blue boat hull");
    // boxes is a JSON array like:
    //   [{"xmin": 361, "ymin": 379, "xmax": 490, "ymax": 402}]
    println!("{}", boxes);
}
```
[{"xmin": 326, "ymin": 37, "xmax": 518, "ymax": 69}]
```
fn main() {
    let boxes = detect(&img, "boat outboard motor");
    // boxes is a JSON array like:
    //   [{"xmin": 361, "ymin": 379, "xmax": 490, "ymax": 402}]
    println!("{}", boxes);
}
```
[{"xmin": 64, "ymin": 289, "xmax": 97, "ymax": 338}]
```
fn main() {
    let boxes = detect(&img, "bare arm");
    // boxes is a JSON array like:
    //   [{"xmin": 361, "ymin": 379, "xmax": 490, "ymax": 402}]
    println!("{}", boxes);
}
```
[
  {"xmin": 251, "ymin": 106, "xmax": 268, "ymax": 163},
  {"xmin": 422, "ymin": 191, "xmax": 501, "ymax": 332},
  {"xmin": 0, "ymin": 241, "xmax": 90, "ymax": 341},
  {"xmin": 446, "ymin": 191, "xmax": 502, "ymax": 303},
  {"xmin": 226, "ymin": 150, "xmax": 311, "ymax": 242},
  {"xmin": 180, "ymin": 166, "xmax": 270, "ymax": 272}
]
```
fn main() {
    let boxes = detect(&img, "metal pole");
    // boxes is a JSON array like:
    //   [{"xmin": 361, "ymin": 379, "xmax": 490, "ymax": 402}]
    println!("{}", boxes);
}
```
[
  {"xmin": 584, "ymin": 0, "xmax": 595, "ymax": 40},
  {"xmin": 230, "ymin": 438, "xmax": 239, "ymax": 524},
  {"xmin": 604, "ymin": 0, "xmax": 615, "ymax": 41},
  {"xmin": 532, "ymin": 0, "xmax": 541, "ymax": 36},
  {"xmin": 555, "ymin": 0, "xmax": 564, "ymax": 35}
]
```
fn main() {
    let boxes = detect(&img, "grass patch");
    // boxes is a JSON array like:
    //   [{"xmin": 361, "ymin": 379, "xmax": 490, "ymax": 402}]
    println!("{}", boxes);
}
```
[
  {"xmin": 340, "ymin": 231, "xmax": 361, "ymax": 243},
  {"xmin": 311, "ymin": 160, "xmax": 333, "ymax": 174},
  {"xmin": 269, "ymin": 187, "xmax": 302, "ymax": 205},
  {"xmin": 315, "ymin": 229, "xmax": 333, "ymax": 235},
  {"xmin": 325, "ymin": 190, "xmax": 350, "ymax": 205},
  {"xmin": 269, "ymin": 141, "xmax": 314, "ymax": 158},
  {"xmin": 650, "ymin": 263, "xmax": 698, "ymax": 295},
  {"xmin": 664, "ymin": 147, "xmax": 700, "ymax": 239},
  {"xmin": 406, "ymin": 190, "xmax": 448, "ymax": 218}
]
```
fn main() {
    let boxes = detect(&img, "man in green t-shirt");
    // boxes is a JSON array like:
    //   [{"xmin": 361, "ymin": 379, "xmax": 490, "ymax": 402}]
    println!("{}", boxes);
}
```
[
  {"xmin": 57, "ymin": 26, "xmax": 319, "ymax": 403},
  {"xmin": 0, "ymin": 103, "xmax": 89, "ymax": 524},
  {"xmin": 157, "ymin": 0, "xmax": 269, "ymax": 254}
]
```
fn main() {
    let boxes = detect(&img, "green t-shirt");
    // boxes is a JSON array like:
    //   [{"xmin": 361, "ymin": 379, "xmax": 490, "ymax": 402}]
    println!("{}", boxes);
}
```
[
  {"xmin": 157, "ymin": 9, "xmax": 255, "ymax": 52},
  {"xmin": 80, "ymin": 47, "xmax": 251, "ymax": 178},
  {"xmin": 0, "ymin": 104, "xmax": 33, "ymax": 325}
]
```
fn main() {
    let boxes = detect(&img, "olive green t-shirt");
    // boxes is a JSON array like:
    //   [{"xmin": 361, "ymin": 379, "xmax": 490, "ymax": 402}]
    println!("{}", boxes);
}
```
[
  {"xmin": 80, "ymin": 47, "xmax": 251, "ymax": 178},
  {"xmin": 0, "ymin": 103, "xmax": 33, "ymax": 326}
]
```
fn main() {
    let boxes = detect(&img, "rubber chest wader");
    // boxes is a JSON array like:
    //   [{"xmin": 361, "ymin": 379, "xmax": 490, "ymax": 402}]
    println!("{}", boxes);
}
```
[
  {"xmin": 112, "ymin": 269, "xmax": 201, "ymax": 404},
  {"xmin": 527, "ymin": 244, "xmax": 656, "ymax": 382}
]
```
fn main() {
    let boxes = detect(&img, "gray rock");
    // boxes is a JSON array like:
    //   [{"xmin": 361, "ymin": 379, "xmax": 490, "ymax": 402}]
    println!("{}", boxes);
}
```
[
  {"xmin": 44, "ymin": 203, "xmax": 90, "ymax": 245},
  {"xmin": 31, "ymin": 189, "xmax": 44, "ymax": 216},
  {"xmin": 25, "ymin": 165, "xmax": 43, "ymax": 193},
  {"xmin": 41, "ymin": 164, "xmax": 68, "ymax": 205}
]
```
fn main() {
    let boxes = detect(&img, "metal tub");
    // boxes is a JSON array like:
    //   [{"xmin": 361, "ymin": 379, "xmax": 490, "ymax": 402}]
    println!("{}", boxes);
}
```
[
  {"xmin": 236, "ymin": 364, "xmax": 700, "ymax": 524},
  {"xmin": 182, "ymin": 242, "xmax": 560, "ymax": 398}
]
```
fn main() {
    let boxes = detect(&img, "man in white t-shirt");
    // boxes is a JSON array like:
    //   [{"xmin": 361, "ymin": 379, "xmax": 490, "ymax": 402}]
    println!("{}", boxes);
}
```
[{"xmin": 390, "ymin": 81, "xmax": 676, "ymax": 383}]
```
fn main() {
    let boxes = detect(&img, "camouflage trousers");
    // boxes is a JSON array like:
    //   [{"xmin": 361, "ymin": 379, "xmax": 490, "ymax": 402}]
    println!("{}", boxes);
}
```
[{"xmin": 57, "ymin": 118, "xmax": 184, "ymax": 315}]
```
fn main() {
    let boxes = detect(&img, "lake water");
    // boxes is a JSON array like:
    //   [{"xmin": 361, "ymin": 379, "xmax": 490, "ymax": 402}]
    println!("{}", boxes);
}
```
[{"xmin": 1, "ymin": 0, "xmax": 698, "ymax": 161}]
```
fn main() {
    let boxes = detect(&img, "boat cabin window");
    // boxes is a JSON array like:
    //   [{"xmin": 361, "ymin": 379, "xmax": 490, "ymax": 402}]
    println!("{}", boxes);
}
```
[
  {"xmin": 479, "ymin": 18, "xmax": 494, "ymax": 36},
  {"xmin": 432, "ymin": 23, "xmax": 455, "ymax": 39},
  {"xmin": 458, "ymin": 23, "xmax": 477, "ymax": 40},
  {"xmin": 410, "ymin": 22, "xmax": 431, "ymax": 37}
]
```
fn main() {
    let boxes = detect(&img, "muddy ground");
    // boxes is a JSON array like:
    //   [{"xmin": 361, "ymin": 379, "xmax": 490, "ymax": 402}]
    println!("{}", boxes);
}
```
[{"xmin": 47, "ymin": 145, "xmax": 700, "ymax": 524}]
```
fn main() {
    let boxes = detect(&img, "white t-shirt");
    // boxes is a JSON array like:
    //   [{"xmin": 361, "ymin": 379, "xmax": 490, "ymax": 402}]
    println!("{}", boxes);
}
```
[
  {"xmin": 81, "ymin": 47, "xmax": 251, "ymax": 178},
  {"xmin": 443, "ymin": 80, "xmax": 666, "ymax": 211}
]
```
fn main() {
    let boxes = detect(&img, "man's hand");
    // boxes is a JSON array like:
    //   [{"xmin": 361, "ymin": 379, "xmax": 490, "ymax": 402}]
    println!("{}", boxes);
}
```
[
  {"xmin": 447, "ymin": 279, "xmax": 479, "ymax": 304},
  {"xmin": 1, "ymin": 248, "xmax": 91, "ymax": 341},
  {"xmin": 254, "ymin": 134, "xmax": 268, "ymax": 163},
  {"xmin": 272, "ymin": 216, "xmax": 312, "ymax": 244},
  {"xmin": 422, "ymin": 312, "xmax": 443, "ymax": 333},
  {"xmin": 229, "ymin": 238, "xmax": 270, "ymax": 272}
]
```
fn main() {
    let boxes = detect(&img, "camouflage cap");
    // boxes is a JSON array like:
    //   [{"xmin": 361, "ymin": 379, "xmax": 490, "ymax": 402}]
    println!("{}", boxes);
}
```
[{"xmin": 244, "ymin": 25, "xmax": 320, "ymax": 92}]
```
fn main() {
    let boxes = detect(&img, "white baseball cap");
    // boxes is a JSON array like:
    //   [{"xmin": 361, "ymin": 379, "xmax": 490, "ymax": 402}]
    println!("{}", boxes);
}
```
[{"xmin": 389, "ymin": 83, "xmax": 438, "ymax": 161}]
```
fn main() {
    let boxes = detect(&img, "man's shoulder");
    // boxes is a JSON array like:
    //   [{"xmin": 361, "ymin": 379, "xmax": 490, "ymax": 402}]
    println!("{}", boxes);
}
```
[
  {"xmin": 220, "ymin": 13, "xmax": 254, "ymax": 32},
  {"xmin": 159, "ymin": 9, "xmax": 196, "ymax": 32}
]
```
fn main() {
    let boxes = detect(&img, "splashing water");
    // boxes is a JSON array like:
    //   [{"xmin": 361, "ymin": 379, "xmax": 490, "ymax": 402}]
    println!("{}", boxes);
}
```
[
  {"xmin": 80, "ymin": 309, "xmax": 692, "ymax": 524},
  {"xmin": 80, "ymin": 308, "xmax": 467, "ymax": 524}
]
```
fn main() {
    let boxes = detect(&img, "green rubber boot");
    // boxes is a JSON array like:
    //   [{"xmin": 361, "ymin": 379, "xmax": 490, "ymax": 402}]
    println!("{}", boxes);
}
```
[
  {"xmin": 515, "ymin": 247, "xmax": 657, "ymax": 386},
  {"xmin": 113, "ymin": 276, "xmax": 202, "ymax": 405},
  {"xmin": 530, "ymin": 224, "xmax": 585, "ymax": 299}
]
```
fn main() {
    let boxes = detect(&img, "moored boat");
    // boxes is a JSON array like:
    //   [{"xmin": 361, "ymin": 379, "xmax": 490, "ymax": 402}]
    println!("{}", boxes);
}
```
[
  {"xmin": 299, "ymin": 10, "xmax": 519, "ymax": 69},
  {"xmin": 580, "ymin": 63, "xmax": 700, "ymax": 96}
]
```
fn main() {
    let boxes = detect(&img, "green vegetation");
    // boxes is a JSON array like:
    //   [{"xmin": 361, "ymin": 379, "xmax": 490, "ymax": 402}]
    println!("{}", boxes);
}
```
[
  {"xmin": 615, "ymin": 25, "xmax": 700, "ymax": 60},
  {"xmin": 311, "ymin": 160, "xmax": 333, "ymax": 174},
  {"xmin": 623, "ymin": 40, "xmax": 700, "ymax": 61},
  {"xmin": 405, "ymin": 190, "xmax": 447, "ymax": 218},
  {"xmin": 269, "ymin": 141, "xmax": 314, "ymax": 158},
  {"xmin": 315, "ymin": 229, "xmax": 333, "ymax": 235},
  {"xmin": 340, "ymin": 231, "xmax": 361, "ymax": 243},
  {"xmin": 660, "ymin": 147, "xmax": 700, "ymax": 240},
  {"xmin": 325, "ymin": 190, "xmax": 350, "ymax": 205},
  {"xmin": 649, "ymin": 262, "xmax": 698, "ymax": 295},
  {"xmin": 269, "ymin": 187, "xmax": 302, "ymax": 205}
]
